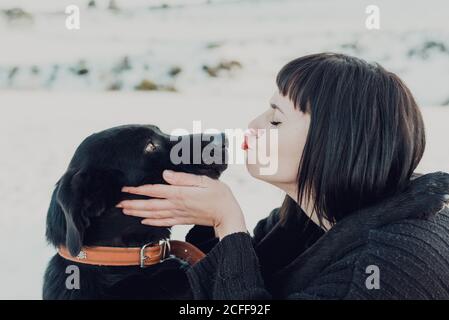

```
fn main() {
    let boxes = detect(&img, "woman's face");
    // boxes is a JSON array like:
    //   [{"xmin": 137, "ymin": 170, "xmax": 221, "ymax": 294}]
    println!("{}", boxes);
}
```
[{"xmin": 245, "ymin": 91, "xmax": 310, "ymax": 192}]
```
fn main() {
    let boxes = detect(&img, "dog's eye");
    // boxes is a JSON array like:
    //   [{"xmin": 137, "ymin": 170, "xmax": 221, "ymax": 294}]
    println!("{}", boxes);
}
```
[{"xmin": 145, "ymin": 142, "xmax": 157, "ymax": 153}]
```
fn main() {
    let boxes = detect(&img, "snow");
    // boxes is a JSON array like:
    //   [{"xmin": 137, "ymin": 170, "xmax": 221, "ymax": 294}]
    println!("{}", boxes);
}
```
[
  {"xmin": 0, "ymin": 0, "xmax": 448, "ymax": 299},
  {"xmin": 1, "ymin": 0, "xmax": 449, "ymax": 105}
]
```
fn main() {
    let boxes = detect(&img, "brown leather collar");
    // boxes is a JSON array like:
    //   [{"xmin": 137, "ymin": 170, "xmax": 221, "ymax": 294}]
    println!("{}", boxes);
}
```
[{"xmin": 58, "ymin": 239, "xmax": 205, "ymax": 267}]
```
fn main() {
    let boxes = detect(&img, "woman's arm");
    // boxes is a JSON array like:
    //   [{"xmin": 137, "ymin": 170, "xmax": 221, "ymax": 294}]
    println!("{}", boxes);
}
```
[
  {"xmin": 186, "ymin": 207, "xmax": 283, "ymax": 254},
  {"xmin": 187, "ymin": 231, "xmax": 273, "ymax": 300},
  {"xmin": 186, "ymin": 208, "xmax": 322, "ymax": 300}
]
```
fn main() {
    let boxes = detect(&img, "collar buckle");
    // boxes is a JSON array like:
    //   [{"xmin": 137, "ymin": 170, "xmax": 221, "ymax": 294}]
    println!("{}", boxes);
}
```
[{"xmin": 139, "ymin": 239, "xmax": 171, "ymax": 268}]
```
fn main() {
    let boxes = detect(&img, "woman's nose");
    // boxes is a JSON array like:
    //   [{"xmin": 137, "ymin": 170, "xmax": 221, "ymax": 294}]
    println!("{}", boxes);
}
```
[
  {"xmin": 242, "ymin": 119, "xmax": 258, "ymax": 150},
  {"xmin": 247, "ymin": 118, "xmax": 261, "ymax": 131},
  {"xmin": 245, "ymin": 128, "xmax": 258, "ymax": 137},
  {"xmin": 248, "ymin": 109, "xmax": 270, "ymax": 130}
]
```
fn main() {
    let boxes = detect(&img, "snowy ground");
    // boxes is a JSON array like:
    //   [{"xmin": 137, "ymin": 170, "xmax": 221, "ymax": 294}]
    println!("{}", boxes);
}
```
[
  {"xmin": 0, "ymin": 0, "xmax": 448, "ymax": 300},
  {"xmin": 1, "ymin": 0, "xmax": 449, "ymax": 105}
]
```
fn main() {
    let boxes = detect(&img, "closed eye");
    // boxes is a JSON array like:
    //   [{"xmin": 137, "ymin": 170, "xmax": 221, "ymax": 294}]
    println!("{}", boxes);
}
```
[{"xmin": 270, "ymin": 103, "xmax": 284, "ymax": 114}]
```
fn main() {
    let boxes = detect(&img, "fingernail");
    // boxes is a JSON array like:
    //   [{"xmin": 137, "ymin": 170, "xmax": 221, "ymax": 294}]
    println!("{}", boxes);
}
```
[
  {"xmin": 123, "ymin": 209, "xmax": 129, "ymax": 215},
  {"xmin": 122, "ymin": 187, "xmax": 129, "ymax": 192},
  {"xmin": 164, "ymin": 170, "xmax": 174, "ymax": 178},
  {"xmin": 116, "ymin": 203, "xmax": 123, "ymax": 208}
]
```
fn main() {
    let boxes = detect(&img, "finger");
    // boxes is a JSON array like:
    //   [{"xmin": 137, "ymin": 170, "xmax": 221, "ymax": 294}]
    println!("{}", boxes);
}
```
[
  {"xmin": 123, "ymin": 209, "xmax": 175, "ymax": 219},
  {"xmin": 121, "ymin": 184, "xmax": 180, "ymax": 198},
  {"xmin": 163, "ymin": 170, "xmax": 211, "ymax": 187},
  {"xmin": 117, "ymin": 199, "xmax": 174, "ymax": 211},
  {"xmin": 141, "ymin": 217, "xmax": 192, "ymax": 227}
]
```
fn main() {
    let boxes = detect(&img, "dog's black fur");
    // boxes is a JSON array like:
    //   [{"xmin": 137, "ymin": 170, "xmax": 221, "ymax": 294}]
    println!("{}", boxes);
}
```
[{"xmin": 43, "ymin": 125, "xmax": 227, "ymax": 299}]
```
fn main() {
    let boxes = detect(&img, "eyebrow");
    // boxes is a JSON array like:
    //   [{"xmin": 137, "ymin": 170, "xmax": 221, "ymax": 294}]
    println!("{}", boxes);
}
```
[{"xmin": 270, "ymin": 103, "xmax": 284, "ymax": 114}]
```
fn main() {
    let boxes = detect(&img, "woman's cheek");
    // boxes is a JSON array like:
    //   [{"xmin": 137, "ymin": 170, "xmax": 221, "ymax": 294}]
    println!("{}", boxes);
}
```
[
  {"xmin": 245, "ymin": 128, "xmax": 275, "ymax": 179},
  {"xmin": 275, "ymin": 121, "xmax": 309, "ymax": 183},
  {"xmin": 246, "ymin": 112, "xmax": 310, "ymax": 183},
  {"xmin": 246, "ymin": 127, "xmax": 297, "ymax": 183},
  {"xmin": 272, "ymin": 131, "xmax": 300, "ymax": 182}
]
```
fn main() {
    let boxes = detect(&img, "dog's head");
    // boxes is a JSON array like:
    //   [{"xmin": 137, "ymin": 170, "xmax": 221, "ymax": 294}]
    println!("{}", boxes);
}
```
[{"xmin": 46, "ymin": 125, "xmax": 228, "ymax": 256}]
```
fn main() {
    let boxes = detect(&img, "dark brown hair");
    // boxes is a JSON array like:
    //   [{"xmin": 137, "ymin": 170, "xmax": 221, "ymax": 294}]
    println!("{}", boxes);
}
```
[{"xmin": 276, "ymin": 53, "xmax": 425, "ymax": 228}]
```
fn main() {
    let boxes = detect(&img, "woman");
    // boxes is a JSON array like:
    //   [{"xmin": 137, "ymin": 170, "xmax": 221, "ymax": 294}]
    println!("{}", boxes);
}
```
[{"xmin": 117, "ymin": 53, "xmax": 449, "ymax": 299}]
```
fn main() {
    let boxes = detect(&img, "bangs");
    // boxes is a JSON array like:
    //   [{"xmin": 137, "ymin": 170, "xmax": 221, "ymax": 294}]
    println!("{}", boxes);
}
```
[{"xmin": 276, "ymin": 53, "xmax": 343, "ymax": 113}]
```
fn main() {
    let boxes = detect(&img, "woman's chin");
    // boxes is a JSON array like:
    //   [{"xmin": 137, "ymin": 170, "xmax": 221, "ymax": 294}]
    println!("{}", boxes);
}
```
[
  {"xmin": 246, "ymin": 162, "xmax": 296, "ymax": 191},
  {"xmin": 246, "ymin": 162, "xmax": 275, "ymax": 183},
  {"xmin": 245, "ymin": 162, "xmax": 260, "ymax": 178}
]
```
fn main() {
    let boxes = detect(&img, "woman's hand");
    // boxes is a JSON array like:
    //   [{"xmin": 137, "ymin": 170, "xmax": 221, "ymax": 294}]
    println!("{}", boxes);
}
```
[{"xmin": 116, "ymin": 170, "xmax": 248, "ymax": 240}]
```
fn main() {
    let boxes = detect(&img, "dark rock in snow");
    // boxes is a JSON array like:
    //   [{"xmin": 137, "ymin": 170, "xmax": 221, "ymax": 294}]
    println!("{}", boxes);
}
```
[
  {"xmin": 135, "ymin": 79, "xmax": 158, "ymax": 91},
  {"xmin": 202, "ymin": 60, "xmax": 242, "ymax": 77},
  {"xmin": 408, "ymin": 40, "xmax": 448, "ymax": 59},
  {"xmin": 2, "ymin": 8, "xmax": 34, "ymax": 25},
  {"xmin": 168, "ymin": 66, "xmax": 182, "ymax": 77}
]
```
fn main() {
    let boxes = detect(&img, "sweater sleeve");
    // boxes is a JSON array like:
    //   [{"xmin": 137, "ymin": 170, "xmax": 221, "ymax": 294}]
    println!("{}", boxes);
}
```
[
  {"xmin": 185, "ymin": 230, "xmax": 375, "ymax": 300},
  {"xmin": 185, "ymin": 230, "xmax": 354, "ymax": 300},
  {"xmin": 186, "ymin": 232, "xmax": 272, "ymax": 300},
  {"xmin": 185, "ymin": 207, "xmax": 325, "ymax": 300},
  {"xmin": 184, "ymin": 209, "xmax": 283, "ymax": 299},
  {"xmin": 185, "ymin": 207, "xmax": 282, "ymax": 255}
]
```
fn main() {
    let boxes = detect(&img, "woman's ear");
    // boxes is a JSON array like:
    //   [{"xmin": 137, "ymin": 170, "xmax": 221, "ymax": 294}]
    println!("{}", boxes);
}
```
[{"xmin": 55, "ymin": 167, "xmax": 124, "ymax": 256}]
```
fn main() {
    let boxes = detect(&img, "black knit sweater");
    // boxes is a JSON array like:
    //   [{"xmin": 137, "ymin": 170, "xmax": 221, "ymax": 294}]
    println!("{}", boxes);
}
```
[{"xmin": 185, "ymin": 172, "xmax": 449, "ymax": 299}]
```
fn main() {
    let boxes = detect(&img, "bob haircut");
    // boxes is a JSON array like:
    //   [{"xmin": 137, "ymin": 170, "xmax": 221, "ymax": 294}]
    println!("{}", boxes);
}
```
[{"xmin": 276, "ymin": 52, "xmax": 425, "ymax": 227}]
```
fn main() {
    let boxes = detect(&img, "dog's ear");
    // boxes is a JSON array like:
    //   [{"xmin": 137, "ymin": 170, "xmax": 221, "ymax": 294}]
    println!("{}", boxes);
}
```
[
  {"xmin": 56, "ymin": 167, "xmax": 124, "ymax": 256},
  {"xmin": 45, "ymin": 182, "xmax": 67, "ymax": 247}
]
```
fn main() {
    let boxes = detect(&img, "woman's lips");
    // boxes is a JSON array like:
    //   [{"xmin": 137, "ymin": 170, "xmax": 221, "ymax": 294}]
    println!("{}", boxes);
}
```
[
  {"xmin": 241, "ymin": 135, "xmax": 249, "ymax": 150},
  {"xmin": 241, "ymin": 128, "xmax": 257, "ymax": 151}
]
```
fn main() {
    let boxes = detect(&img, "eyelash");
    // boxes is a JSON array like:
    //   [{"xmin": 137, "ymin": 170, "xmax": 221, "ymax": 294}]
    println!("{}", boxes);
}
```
[{"xmin": 270, "ymin": 121, "xmax": 281, "ymax": 127}]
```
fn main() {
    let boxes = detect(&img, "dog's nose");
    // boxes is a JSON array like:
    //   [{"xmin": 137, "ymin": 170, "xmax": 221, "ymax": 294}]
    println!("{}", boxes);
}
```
[
  {"xmin": 201, "ymin": 133, "xmax": 227, "ymax": 163},
  {"xmin": 222, "ymin": 133, "xmax": 229, "ymax": 148}
]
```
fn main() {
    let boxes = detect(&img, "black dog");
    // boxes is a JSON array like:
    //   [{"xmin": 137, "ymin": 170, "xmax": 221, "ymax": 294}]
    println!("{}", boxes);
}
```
[{"xmin": 43, "ymin": 125, "xmax": 227, "ymax": 299}]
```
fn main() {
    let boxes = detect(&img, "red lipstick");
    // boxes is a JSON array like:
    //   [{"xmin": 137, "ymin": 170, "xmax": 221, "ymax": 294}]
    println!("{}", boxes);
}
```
[
  {"xmin": 242, "ymin": 128, "xmax": 257, "ymax": 151},
  {"xmin": 242, "ymin": 135, "xmax": 249, "ymax": 150}
]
